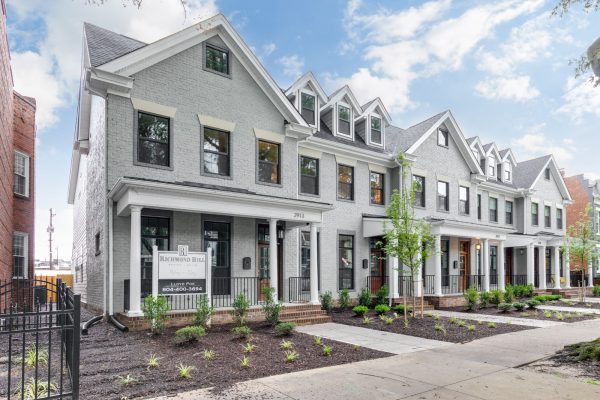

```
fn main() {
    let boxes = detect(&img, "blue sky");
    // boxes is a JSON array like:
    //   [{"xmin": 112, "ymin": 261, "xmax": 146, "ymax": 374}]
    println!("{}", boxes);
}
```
[{"xmin": 6, "ymin": 0, "xmax": 600, "ymax": 260}]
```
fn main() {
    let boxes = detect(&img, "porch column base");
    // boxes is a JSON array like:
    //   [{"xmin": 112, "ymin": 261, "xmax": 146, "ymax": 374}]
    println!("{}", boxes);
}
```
[
  {"xmin": 539, "ymin": 245, "xmax": 547, "ymax": 290},
  {"xmin": 126, "ymin": 310, "xmax": 144, "ymax": 318}
]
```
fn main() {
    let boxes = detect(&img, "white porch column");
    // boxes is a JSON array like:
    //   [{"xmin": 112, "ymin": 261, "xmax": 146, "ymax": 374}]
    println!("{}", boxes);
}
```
[
  {"xmin": 482, "ymin": 239, "xmax": 490, "ymax": 292},
  {"xmin": 309, "ymin": 223, "xmax": 319, "ymax": 304},
  {"xmin": 527, "ymin": 243, "xmax": 534, "ymax": 286},
  {"xmin": 565, "ymin": 247, "xmax": 571, "ymax": 288},
  {"xmin": 128, "ymin": 205, "xmax": 142, "ymax": 316},
  {"xmin": 588, "ymin": 256, "xmax": 594, "ymax": 287},
  {"xmin": 539, "ymin": 245, "xmax": 547, "ymax": 290},
  {"xmin": 553, "ymin": 246, "xmax": 561, "ymax": 289},
  {"xmin": 498, "ymin": 241, "xmax": 505, "ymax": 291},
  {"xmin": 434, "ymin": 235, "xmax": 442, "ymax": 296},
  {"xmin": 391, "ymin": 256, "xmax": 400, "ymax": 298},
  {"xmin": 269, "ymin": 218, "xmax": 278, "ymax": 302}
]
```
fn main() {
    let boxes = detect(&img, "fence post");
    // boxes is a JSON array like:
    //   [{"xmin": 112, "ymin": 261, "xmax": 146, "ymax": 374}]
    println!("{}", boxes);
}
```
[{"xmin": 72, "ymin": 293, "xmax": 81, "ymax": 399}]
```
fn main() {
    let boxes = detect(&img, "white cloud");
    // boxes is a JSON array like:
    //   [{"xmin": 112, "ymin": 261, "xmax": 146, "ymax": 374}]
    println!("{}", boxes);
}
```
[
  {"xmin": 511, "ymin": 124, "xmax": 575, "ymax": 164},
  {"xmin": 474, "ymin": 76, "xmax": 540, "ymax": 101},
  {"xmin": 35, "ymin": 207, "xmax": 73, "ymax": 263},
  {"xmin": 262, "ymin": 42, "xmax": 276, "ymax": 56},
  {"xmin": 556, "ymin": 77, "xmax": 600, "ymax": 123},
  {"xmin": 9, "ymin": 0, "xmax": 217, "ymax": 132},
  {"xmin": 335, "ymin": 0, "xmax": 545, "ymax": 113},
  {"xmin": 474, "ymin": 12, "xmax": 572, "ymax": 101},
  {"xmin": 277, "ymin": 54, "xmax": 304, "ymax": 78}
]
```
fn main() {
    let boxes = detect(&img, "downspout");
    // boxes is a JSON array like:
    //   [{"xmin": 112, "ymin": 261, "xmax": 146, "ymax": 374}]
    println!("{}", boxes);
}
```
[{"xmin": 108, "ymin": 199, "xmax": 114, "ymax": 315}]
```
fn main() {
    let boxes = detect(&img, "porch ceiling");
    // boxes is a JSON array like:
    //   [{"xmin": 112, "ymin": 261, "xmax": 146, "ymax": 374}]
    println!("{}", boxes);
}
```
[{"xmin": 109, "ymin": 177, "xmax": 332, "ymax": 223}]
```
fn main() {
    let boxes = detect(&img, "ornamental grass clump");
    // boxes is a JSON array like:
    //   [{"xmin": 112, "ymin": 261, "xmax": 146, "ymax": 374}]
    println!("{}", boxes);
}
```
[
  {"xmin": 314, "ymin": 336, "xmax": 322, "ymax": 346},
  {"xmin": 274, "ymin": 322, "xmax": 296, "ymax": 336},
  {"xmin": 323, "ymin": 345, "xmax": 332, "ymax": 356},
  {"xmin": 284, "ymin": 351, "xmax": 299, "ymax": 363},
  {"xmin": 338, "ymin": 288, "xmax": 351, "ymax": 310},
  {"xmin": 202, "ymin": 349, "xmax": 215, "ymax": 361},
  {"xmin": 242, "ymin": 342, "xmax": 256, "ymax": 353},
  {"xmin": 280, "ymin": 340, "xmax": 294, "ymax": 350},
  {"xmin": 467, "ymin": 324, "xmax": 476, "ymax": 332},
  {"xmin": 147, "ymin": 354, "xmax": 160, "ymax": 368},
  {"xmin": 362, "ymin": 316, "xmax": 371, "ymax": 325},
  {"xmin": 177, "ymin": 364, "xmax": 196, "ymax": 379},
  {"xmin": 240, "ymin": 356, "xmax": 251, "ymax": 369},
  {"xmin": 434, "ymin": 323, "xmax": 447, "ymax": 335},
  {"xmin": 487, "ymin": 322, "xmax": 496, "ymax": 328}
]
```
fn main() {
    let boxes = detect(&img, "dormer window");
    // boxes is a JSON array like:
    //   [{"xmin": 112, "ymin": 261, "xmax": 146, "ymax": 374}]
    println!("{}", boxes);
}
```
[
  {"xmin": 338, "ymin": 105, "xmax": 351, "ymax": 137},
  {"xmin": 437, "ymin": 128, "xmax": 448, "ymax": 147},
  {"xmin": 488, "ymin": 156, "xmax": 495, "ymax": 177},
  {"xmin": 301, "ymin": 92, "xmax": 316, "ymax": 125},
  {"xmin": 370, "ymin": 116, "xmax": 382, "ymax": 145},
  {"xmin": 504, "ymin": 162, "xmax": 512, "ymax": 182}
]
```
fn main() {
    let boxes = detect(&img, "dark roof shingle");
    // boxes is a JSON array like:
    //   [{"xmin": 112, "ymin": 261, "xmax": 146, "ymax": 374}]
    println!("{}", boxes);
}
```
[
  {"xmin": 84, "ymin": 23, "xmax": 146, "ymax": 67},
  {"xmin": 513, "ymin": 154, "xmax": 551, "ymax": 189}
]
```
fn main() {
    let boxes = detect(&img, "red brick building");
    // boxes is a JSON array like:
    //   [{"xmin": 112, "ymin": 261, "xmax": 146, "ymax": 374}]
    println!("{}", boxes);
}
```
[{"xmin": 0, "ymin": 0, "xmax": 36, "ymax": 283}]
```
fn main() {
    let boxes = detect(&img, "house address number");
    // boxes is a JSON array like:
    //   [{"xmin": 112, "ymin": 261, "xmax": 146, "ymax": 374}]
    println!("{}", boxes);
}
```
[{"xmin": 293, "ymin": 212, "xmax": 305, "ymax": 219}]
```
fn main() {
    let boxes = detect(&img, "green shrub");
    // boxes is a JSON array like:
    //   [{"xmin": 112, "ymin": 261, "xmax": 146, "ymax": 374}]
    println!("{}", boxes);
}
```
[
  {"xmin": 362, "ymin": 316, "xmax": 371, "ymax": 325},
  {"xmin": 513, "ymin": 302, "xmax": 527, "ymax": 311},
  {"xmin": 467, "ymin": 324, "xmax": 476, "ymax": 332},
  {"xmin": 565, "ymin": 338, "xmax": 600, "ymax": 361},
  {"xmin": 262, "ymin": 286, "xmax": 284, "ymax": 326},
  {"xmin": 480, "ymin": 291, "xmax": 492, "ymax": 308},
  {"xmin": 142, "ymin": 295, "xmax": 170, "ymax": 334},
  {"xmin": 593, "ymin": 285, "xmax": 600, "ymax": 297},
  {"xmin": 274, "ymin": 322, "xmax": 296, "ymax": 336},
  {"xmin": 525, "ymin": 299, "xmax": 541, "ymax": 309},
  {"xmin": 489, "ymin": 289, "xmax": 503, "ymax": 305},
  {"xmin": 498, "ymin": 303, "xmax": 513, "ymax": 312},
  {"xmin": 514, "ymin": 284, "xmax": 534, "ymax": 298},
  {"xmin": 463, "ymin": 286, "xmax": 479, "ymax": 310},
  {"xmin": 322, "ymin": 345, "xmax": 332, "ymax": 357},
  {"xmin": 193, "ymin": 295, "xmax": 215, "ymax": 328},
  {"xmin": 231, "ymin": 325, "xmax": 252, "ymax": 339},
  {"xmin": 231, "ymin": 293, "xmax": 250, "ymax": 327},
  {"xmin": 375, "ymin": 284, "xmax": 389, "ymax": 306},
  {"xmin": 504, "ymin": 284, "xmax": 515, "ymax": 303},
  {"xmin": 352, "ymin": 305, "xmax": 369, "ymax": 317},
  {"xmin": 487, "ymin": 322, "xmax": 496, "ymax": 328},
  {"xmin": 358, "ymin": 288, "xmax": 372, "ymax": 307},
  {"xmin": 338, "ymin": 288, "xmax": 351, "ymax": 309},
  {"xmin": 533, "ymin": 294, "xmax": 562, "ymax": 303},
  {"xmin": 174, "ymin": 326, "xmax": 206, "ymax": 344},
  {"xmin": 394, "ymin": 304, "xmax": 411, "ymax": 314},
  {"xmin": 320, "ymin": 291, "xmax": 333, "ymax": 313},
  {"xmin": 374, "ymin": 304, "xmax": 390, "ymax": 315}
]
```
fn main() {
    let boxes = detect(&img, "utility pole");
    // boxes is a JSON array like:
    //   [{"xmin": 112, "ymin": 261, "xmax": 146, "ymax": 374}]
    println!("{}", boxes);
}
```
[{"xmin": 47, "ymin": 208, "xmax": 56, "ymax": 269}]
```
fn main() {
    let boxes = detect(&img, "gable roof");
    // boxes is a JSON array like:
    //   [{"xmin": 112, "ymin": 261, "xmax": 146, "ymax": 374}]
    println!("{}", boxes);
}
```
[
  {"xmin": 391, "ymin": 111, "xmax": 447, "ymax": 153},
  {"xmin": 357, "ymin": 97, "xmax": 392, "ymax": 124},
  {"xmin": 92, "ymin": 14, "xmax": 308, "ymax": 127},
  {"xmin": 84, "ymin": 23, "xmax": 146, "ymax": 67},
  {"xmin": 314, "ymin": 120, "xmax": 387, "ymax": 153},
  {"xmin": 284, "ymin": 71, "xmax": 328, "ymax": 103},
  {"xmin": 499, "ymin": 148, "xmax": 517, "ymax": 165},
  {"xmin": 513, "ymin": 155, "xmax": 552, "ymax": 189},
  {"xmin": 482, "ymin": 142, "xmax": 501, "ymax": 159},
  {"xmin": 466, "ymin": 136, "xmax": 479, "ymax": 145},
  {"xmin": 321, "ymin": 85, "xmax": 362, "ymax": 114}
]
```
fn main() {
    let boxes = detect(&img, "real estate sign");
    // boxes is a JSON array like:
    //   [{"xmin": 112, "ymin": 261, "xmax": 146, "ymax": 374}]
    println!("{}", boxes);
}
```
[{"xmin": 152, "ymin": 245, "xmax": 210, "ymax": 296}]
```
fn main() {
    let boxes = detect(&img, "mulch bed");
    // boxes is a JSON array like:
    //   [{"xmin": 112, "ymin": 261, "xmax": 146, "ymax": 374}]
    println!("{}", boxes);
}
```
[
  {"xmin": 524, "ymin": 341, "xmax": 600, "ymax": 383},
  {"xmin": 72, "ymin": 310, "xmax": 389, "ymax": 399},
  {"xmin": 330, "ymin": 309, "xmax": 531, "ymax": 343},
  {"xmin": 440, "ymin": 305, "xmax": 598, "ymax": 322}
]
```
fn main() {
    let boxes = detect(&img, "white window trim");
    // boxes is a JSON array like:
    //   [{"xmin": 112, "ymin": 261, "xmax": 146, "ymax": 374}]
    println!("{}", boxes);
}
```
[
  {"xmin": 367, "ymin": 113, "xmax": 384, "ymax": 147},
  {"xmin": 299, "ymin": 88, "xmax": 318, "ymax": 128},
  {"xmin": 335, "ymin": 101, "xmax": 353, "ymax": 140},
  {"xmin": 14, "ymin": 151, "xmax": 30, "ymax": 198},
  {"xmin": 488, "ymin": 156, "xmax": 496, "ymax": 178},
  {"xmin": 437, "ymin": 128, "xmax": 448, "ymax": 147},
  {"xmin": 504, "ymin": 162, "xmax": 512, "ymax": 183},
  {"xmin": 13, "ymin": 232, "xmax": 28, "ymax": 279}
]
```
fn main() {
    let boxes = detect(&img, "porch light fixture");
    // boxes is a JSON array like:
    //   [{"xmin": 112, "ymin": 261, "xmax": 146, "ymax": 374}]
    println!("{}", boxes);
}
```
[
  {"xmin": 277, "ymin": 229, "xmax": 284, "ymax": 240},
  {"xmin": 519, "ymin": 248, "xmax": 525, "ymax": 256},
  {"xmin": 475, "ymin": 243, "xmax": 481, "ymax": 251}
]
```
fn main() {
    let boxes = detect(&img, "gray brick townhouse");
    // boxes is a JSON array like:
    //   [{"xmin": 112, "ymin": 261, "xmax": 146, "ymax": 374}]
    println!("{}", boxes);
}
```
[{"xmin": 68, "ymin": 14, "xmax": 575, "ymax": 320}]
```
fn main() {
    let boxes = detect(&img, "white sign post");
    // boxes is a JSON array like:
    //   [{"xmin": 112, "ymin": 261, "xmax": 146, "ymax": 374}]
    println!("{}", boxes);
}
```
[{"xmin": 151, "ymin": 245, "xmax": 212, "ymax": 309}]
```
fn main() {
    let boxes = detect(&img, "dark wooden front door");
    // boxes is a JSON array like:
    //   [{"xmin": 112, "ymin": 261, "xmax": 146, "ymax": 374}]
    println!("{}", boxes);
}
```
[
  {"xmin": 369, "ymin": 247, "xmax": 386, "ymax": 292},
  {"xmin": 505, "ymin": 247, "xmax": 513, "ymax": 284},
  {"xmin": 534, "ymin": 247, "xmax": 539, "ymax": 287}
]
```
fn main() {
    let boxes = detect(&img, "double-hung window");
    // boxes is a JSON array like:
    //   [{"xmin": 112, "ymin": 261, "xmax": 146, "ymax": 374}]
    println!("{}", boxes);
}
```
[
  {"xmin": 300, "ymin": 156, "xmax": 319, "ymax": 195},
  {"xmin": 557, "ymin": 208, "xmax": 563, "ymax": 229},
  {"xmin": 301, "ymin": 92, "xmax": 316, "ymax": 125},
  {"xmin": 505, "ymin": 201, "xmax": 513, "ymax": 224},
  {"xmin": 489, "ymin": 197, "xmax": 498, "ymax": 222},
  {"xmin": 137, "ymin": 112, "xmax": 170, "ymax": 167},
  {"xmin": 437, "ymin": 181, "xmax": 449, "ymax": 211},
  {"xmin": 413, "ymin": 175, "xmax": 425, "ymax": 207},
  {"xmin": 477, "ymin": 194, "xmax": 482, "ymax": 220},
  {"xmin": 488, "ymin": 156, "xmax": 495, "ymax": 177},
  {"xmin": 338, "ymin": 235, "xmax": 354, "ymax": 290},
  {"xmin": 459, "ymin": 186, "xmax": 469, "ymax": 215},
  {"xmin": 14, "ymin": 151, "xmax": 29, "ymax": 197},
  {"xmin": 12, "ymin": 233, "xmax": 28, "ymax": 278},
  {"xmin": 203, "ymin": 128, "xmax": 230, "ymax": 176},
  {"xmin": 437, "ymin": 128, "xmax": 448, "ymax": 147},
  {"xmin": 370, "ymin": 116, "xmax": 382, "ymax": 145},
  {"xmin": 370, "ymin": 172, "xmax": 384, "ymax": 205},
  {"xmin": 205, "ymin": 44, "xmax": 229, "ymax": 75},
  {"xmin": 338, "ymin": 165, "xmax": 354, "ymax": 201},
  {"xmin": 337, "ymin": 105, "xmax": 351, "ymax": 136},
  {"xmin": 531, "ymin": 202, "xmax": 539, "ymax": 226},
  {"xmin": 544, "ymin": 205, "xmax": 551, "ymax": 228},
  {"xmin": 141, "ymin": 216, "xmax": 170, "ymax": 282},
  {"xmin": 504, "ymin": 162, "xmax": 511, "ymax": 182},
  {"xmin": 257, "ymin": 140, "xmax": 280, "ymax": 184}
]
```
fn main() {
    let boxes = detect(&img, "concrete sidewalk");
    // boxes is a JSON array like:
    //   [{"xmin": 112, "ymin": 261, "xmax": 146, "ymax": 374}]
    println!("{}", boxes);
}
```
[
  {"xmin": 539, "ymin": 304, "xmax": 600, "ymax": 315},
  {"xmin": 296, "ymin": 322, "xmax": 450, "ymax": 355},
  {"xmin": 152, "ymin": 318, "xmax": 600, "ymax": 400}
]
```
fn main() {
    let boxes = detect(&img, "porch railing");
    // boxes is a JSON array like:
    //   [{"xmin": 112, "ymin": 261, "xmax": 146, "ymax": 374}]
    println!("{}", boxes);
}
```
[
  {"xmin": 288, "ymin": 277, "xmax": 310, "ymax": 303},
  {"xmin": 124, "ymin": 276, "xmax": 263, "ymax": 311},
  {"xmin": 506, "ymin": 275, "xmax": 528, "ymax": 286},
  {"xmin": 423, "ymin": 275, "xmax": 435, "ymax": 294},
  {"xmin": 366, "ymin": 275, "xmax": 389, "ymax": 294},
  {"xmin": 398, "ymin": 276, "xmax": 413, "ymax": 297}
]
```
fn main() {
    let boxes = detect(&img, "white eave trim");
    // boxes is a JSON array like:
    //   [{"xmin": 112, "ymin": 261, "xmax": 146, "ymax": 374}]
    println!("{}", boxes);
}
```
[{"xmin": 303, "ymin": 136, "xmax": 395, "ymax": 166}]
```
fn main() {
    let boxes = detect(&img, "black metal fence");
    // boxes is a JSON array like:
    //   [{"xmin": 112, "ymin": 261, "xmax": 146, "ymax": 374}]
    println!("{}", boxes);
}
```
[
  {"xmin": 366, "ymin": 275, "xmax": 388, "ymax": 294},
  {"xmin": 508, "ymin": 275, "xmax": 528, "ymax": 286},
  {"xmin": 0, "ymin": 277, "xmax": 80, "ymax": 399},
  {"xmin": 288, "ymin": 277, "xmax": 310, "ymax": 303}
]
